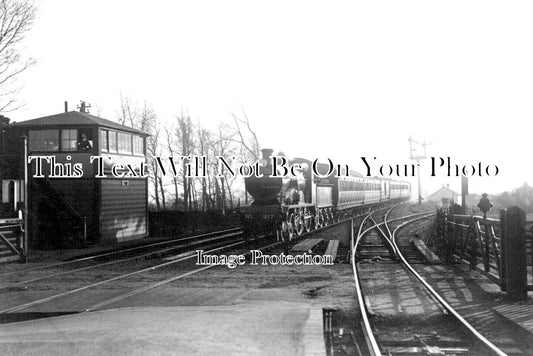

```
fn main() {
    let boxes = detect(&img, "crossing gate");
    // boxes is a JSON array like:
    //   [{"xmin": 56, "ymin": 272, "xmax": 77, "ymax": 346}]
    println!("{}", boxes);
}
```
[
  {"xmin": 0, "ymin": 218, "xmax": 23, "ymax": 263},
  {"xmin": 438, "ymin": 207, "xmax": 532, "ymax": 300}
]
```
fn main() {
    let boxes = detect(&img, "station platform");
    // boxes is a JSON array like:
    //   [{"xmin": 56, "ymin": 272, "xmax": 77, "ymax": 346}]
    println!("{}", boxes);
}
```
[{"xmin": 0, "ymin": 302, "xmax": 326, "ymax": 356}]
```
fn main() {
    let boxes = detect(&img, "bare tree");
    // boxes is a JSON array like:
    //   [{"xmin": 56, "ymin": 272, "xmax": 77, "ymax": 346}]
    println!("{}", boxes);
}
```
[
  {"xmin": 196, "ymin": 120, "xmax": 210, "ymax": 212},
  {"xmin": 229, "ymin": 108, "xmax": 260, "ymax": 161},
  {"xmin": 119, "ymin": 97, "xmax": 164, "ymax": 210},
  {"xmin": 229, "ymin": 109, "xmax": 261, "ymax": 205},
  {"xmin": 215, "ymin": 122, "xmax": 239, "ymax": 210},
  {"xmin": 164, "ymin": 125, "xmax": 180, "ymax": 210},
  {"xmin": 147, "ymin": 126, "xmax": 165, "ymax": 210},
  {"xmin": 158, "ymin": 165, "xmax": 166, "ymax": 210},
  {"xmin": 0, "ymin": 0, "xmax": 36, "ymax": 112},
  {"xmin": 137, "ymin": 100, "xmax": 156, "ymax": 132},
  {"xmin": 175, "ymin": 112, "xmax": 195, "ymax": 211},
  {"xmin": 116, "ymin": 93, "xmax": 139, "ymax": 127},
  {"xmin": 92, "ymin": 101, "xmax": 105, "ymax": 117}
]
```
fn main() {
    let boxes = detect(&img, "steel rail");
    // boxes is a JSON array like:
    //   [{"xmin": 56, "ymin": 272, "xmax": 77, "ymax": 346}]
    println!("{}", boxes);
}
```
[
  {"xmin": 359, "ymin": 211, "xmax": 432, "ymax": 239},
  {"xmin": 0, "ymin": 207, "xmax": 395, "ymax": 313},
  {"xmin": 382, "ymin": 207, "xmax": 394, "ymax": 240},
  {"xmin": 387, "ymin": 215, "xmax": 507, "ymax": 356},
  {"xmin": 0, "ymin": 240, "xmax": 245, "ymax": 314},
  {"xmin": 0, "ymin": 227, "xmax": 243, "ymax": 277},
  {"xmin": 84, "ymin": 241, "xmax": 282, "ymax": 312},
  {"xmin": 351, "ymin": 208, "xmax": 438, "ymax": 356},
  {"xmin": 355, "ymin": 204, "xmax": 409, "ymax": 240},
  {"xmin": 368, "ymin": 215, "xmax": 397, "ymax": 257},
  {"xmin": 0, "ymin": 231, "xmax": 243, "ymax": 288},
  {"xmin": 351, "ymin": 213, "xmax": 382, "ymax": 356}
]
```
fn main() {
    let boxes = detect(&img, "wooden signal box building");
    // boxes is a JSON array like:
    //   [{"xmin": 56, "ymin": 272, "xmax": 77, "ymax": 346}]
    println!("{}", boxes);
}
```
[{"xmin": 1, "ymin": 108, "xmax": 149, "ymax": 248}]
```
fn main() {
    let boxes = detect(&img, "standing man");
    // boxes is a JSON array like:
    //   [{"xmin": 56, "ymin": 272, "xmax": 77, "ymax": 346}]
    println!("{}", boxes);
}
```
[
  {"xmin": 78, "ymin": 133, "xmax": 92, "ymax": 151},
  {"xmin": 477, "ymin": 193, "xmax": 493, "ymax": 219}
]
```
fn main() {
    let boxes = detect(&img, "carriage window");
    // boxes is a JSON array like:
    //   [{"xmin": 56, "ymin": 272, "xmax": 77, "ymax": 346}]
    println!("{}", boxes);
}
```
[
  {"xmin": 61, "ymin": 129, "xmax": 78, "ymax": 151},
  {"xmin": 118, "ymin": 132, "xmax": 132, "ymax": 154},
  {"xmin": 29, "ymin": 130, "xmax": 59, "ymax": 151}
]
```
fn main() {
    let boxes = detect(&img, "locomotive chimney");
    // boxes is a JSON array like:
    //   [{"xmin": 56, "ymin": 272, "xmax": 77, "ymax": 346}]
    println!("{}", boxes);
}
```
[{"xmin": 261, "ymin": 148, "xmax": 274, "ymax": 160}]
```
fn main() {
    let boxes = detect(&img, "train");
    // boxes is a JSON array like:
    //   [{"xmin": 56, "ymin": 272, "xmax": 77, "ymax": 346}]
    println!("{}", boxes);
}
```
[{"xmin": 241, "ymin": 149, "xmax": 411, "ymax": 240}]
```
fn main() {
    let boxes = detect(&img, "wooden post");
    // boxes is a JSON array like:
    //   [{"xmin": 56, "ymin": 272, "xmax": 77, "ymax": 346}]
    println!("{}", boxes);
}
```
[
  {"xmin": 502, "ymin": 207, "xmax": 527, "ymax": 300},
  {"xmin": 442, "ymin": 209, "xmax": 450, "ymax": 263},
  {"xmin": 499, "ymin": 209, "xmax": 507, "ymax": 291},
  {"xmin": 461, "ymin": 176, "xmax": 468, "ymax": 212},
  {"xmin": 448, "ymin": 216, "xmax": 455, "ymax": 264},
  {"xmin": 483, "ymin": 222, "xmax": 491, "ymax": 273},
  {"xmin": 470, "ymin": 220, "xmax": 478, "ymax": 270}
]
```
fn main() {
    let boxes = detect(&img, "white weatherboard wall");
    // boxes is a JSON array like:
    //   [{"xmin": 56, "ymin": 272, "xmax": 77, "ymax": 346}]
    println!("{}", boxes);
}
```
[{"xmin": 100, "ymin": 179, "xmax": 147, "ymax": 242}]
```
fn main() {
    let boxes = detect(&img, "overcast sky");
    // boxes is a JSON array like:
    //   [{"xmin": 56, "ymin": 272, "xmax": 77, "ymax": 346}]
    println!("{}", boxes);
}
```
[{"xmin": 10, "ymin": 1, "xmax": 533, "ymax": 197}]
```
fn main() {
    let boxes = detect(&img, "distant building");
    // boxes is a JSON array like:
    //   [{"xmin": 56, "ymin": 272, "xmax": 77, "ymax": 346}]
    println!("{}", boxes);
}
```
[
  {"xmin": 427, "ymin": 185, "xmax": 459, "ymax": 207},
  {"xmin": 1, "ymin": 109, "xmax": 149, "ymax": 248}
]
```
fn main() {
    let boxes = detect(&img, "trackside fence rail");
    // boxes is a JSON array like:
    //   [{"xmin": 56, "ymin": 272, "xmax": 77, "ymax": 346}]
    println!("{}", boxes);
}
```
[{"xmin": 436, "ymin": 206, "xmax": 532, "ymax": 300}]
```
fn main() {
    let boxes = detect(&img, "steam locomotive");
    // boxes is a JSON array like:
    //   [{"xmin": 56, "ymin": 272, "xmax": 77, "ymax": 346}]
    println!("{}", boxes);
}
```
[{"xmin": 242, "ymin": 149, "xmax": 411, "ymax": 240}]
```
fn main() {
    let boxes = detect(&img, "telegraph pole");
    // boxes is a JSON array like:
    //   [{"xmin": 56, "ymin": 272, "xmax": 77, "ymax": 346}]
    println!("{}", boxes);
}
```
[
  {"xmin": 408, "ymin": 136, "xmax": 428, "ymax": 205},
  {"xmin": 461, "ymin": 176, "xmax": 468, "ymax": 212}
]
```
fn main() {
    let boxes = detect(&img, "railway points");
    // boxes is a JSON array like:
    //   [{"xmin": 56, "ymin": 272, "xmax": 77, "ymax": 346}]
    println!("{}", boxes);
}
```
[{"xmin": 351, "ymin": 204, "xmax": 533, "ymax": 355}]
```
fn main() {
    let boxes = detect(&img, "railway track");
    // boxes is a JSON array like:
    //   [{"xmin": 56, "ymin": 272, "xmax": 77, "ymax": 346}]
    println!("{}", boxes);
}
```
[
  {"xmin": 0, "ymin": 227, "xmax": 244, "ymax": 283},
  {"xmin": 1, "ymin": 209, "xmax": 366, "ymax": 292},
  {"xmin": 0, "ymin": 210, "xmax": 357, "ymax": 320},
  {"xmin": 352, "ymin": 206, "xmax": 509, "ymax": 356},
  {"xmin": 0, "ymin": 227, "xmax": 254, "ymax": 315}
]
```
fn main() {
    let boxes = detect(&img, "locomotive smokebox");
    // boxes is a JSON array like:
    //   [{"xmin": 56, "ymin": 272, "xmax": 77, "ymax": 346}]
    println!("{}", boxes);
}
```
[
  {"xmin": 245, "ymin": 148, "xmax": 283, "ymax": 206},
  {"xmin": 259, "ymin": 148, "xmax": 274, "ymax": 175}
]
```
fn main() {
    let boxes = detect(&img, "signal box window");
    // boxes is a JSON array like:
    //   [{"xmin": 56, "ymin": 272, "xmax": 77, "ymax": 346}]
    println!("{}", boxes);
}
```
[
  {"xmin": 109, "ymin": 131, "xmax": 118, "ymax": 153},
  {"xmin": 133, "ymin": 135, "xmax": 144, "ymax": 155},
  {"xmin": 118, "ymin": 132, "xmax": 132, "ymax": 154},
  {"xmin": 100, "ymin": 130, "xmax": 108, "ymax": 152},
  {"xmin": 78, "ymin": 130, "xmax": 93, "ymax": 151},
  {"xmin": 61, "ymin": 129, "xmax": 78, "ymax": 151},
  {"xmin": 29, "ymin": 130, "xmax": 59, "ymax": 151}
]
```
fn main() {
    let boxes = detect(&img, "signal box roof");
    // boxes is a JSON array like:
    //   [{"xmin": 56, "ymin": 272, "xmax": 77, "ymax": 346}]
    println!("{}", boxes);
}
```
[{"xmin": 11, "ymin": 111, "xmax": 149, "ymax": 136}]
